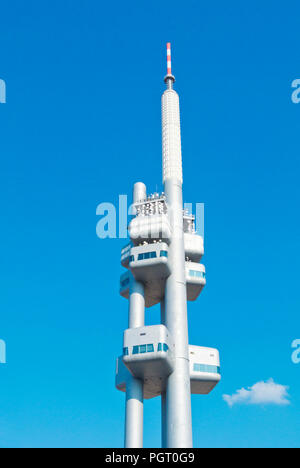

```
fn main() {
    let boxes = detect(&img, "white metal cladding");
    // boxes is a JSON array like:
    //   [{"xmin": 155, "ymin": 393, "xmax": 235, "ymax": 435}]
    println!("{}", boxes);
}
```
[
  {"xmin": 162, "ymin": 90, "xmax": 183, "ymax": 184},
  {"xmin": 185, "ymin": 262, "xmax": 206, "ymax": 281},
  {"xmin": 120, "ymin": 276, "xmax": 167, "ymax": 309},
  {"xmin": 115, "ymin": 355, "xmax": 168, "ymax": 400},
  {"xmin": 184, "ymin": 233, "xmax": 204, "ymax": 262},
  {"xmin": 186, "ymin": 262, "xmax": 206, "ymax": 301},
  {"xmin": 129, "ymin": 243, "xmax": 171, "ymax": 282},
  {"xmin": 116, "ymin": 344, "xmax": 221, "ymax": 399},
  {"xmin": 129, "ymin": 213, "xmax": 171, "ymax": 245},
  {"xmin": 189, "ymin": 346, "xmax": 221, "ymax": 395},
  {"xmin": 123, "ymin": 325, "xmax": 175, "ymax": 380}
]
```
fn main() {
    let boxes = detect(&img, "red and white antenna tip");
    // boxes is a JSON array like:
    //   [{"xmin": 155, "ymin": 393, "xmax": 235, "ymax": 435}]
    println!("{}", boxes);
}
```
[
  {"xmin": 164, "ymin": 42, "xmax": 175, "ymax": 85},
  {"xmin": 167, "ymin": 42, "xmax": 172, "ymax": 75}
]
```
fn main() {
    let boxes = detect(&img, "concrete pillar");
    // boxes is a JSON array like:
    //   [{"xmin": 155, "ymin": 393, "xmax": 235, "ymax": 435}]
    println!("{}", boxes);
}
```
[
  {"xmin": 124, "ymin": 182, "xmax": 147, "ymax": 448},
  {"xmin": 124, "ymin": 279, "xmax": 145, "ymax": 448}
]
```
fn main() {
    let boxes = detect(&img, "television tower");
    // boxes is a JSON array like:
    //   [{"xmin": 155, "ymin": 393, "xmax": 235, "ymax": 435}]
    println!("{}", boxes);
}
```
[{"xmin": 116, "ymin": 43, "xmax": 221, "ymax": 448}]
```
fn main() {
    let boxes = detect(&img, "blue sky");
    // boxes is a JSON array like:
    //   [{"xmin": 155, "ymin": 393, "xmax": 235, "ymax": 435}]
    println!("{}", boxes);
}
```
[{"xmin": 0, "ymin": 0, "xmax": 299, "ymax": 448}]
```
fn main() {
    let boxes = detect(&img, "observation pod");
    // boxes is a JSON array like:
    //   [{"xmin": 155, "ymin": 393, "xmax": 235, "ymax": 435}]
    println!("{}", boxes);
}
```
[
  {"xmin": 123, "ymin": 325, "xmax": 175, "ymax": 380},
  {"xmin": 129, "ymin": 243, "xmax": 171, "ymax": 282},
  {"xmin": 119, "ymin": 271, "xmax": 167, "ymax": 309},
  {"xmin": 116, "ymin": 344, "xmax": 221, "ymax": 400},
  {"xmin": 186, "ymin": 262, "xmax": 206, "ymax": 301},
  {"xmin": 189, "ymin": 346, "xmax": 221, "ymax": 394},
  {"xmin": 115, "ymin": 354, "xmax": 166, "ymax": 400},
  {"xmin": 184, "ymin": 233, "xmax": 204, "ymax": 263}
]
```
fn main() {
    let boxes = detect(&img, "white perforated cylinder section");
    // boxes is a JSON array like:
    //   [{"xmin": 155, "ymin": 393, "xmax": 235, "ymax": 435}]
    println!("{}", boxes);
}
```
[
  {"xmin": 162, "ymin": 89, "xmax": 183, "ymax": 184},
  {"xmin": 133, "ymin": 182, "xmax": 146, "ymax": 204}
]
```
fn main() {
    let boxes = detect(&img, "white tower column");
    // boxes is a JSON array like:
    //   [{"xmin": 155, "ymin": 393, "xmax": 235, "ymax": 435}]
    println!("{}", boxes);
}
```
[
  {"xmin": 124, "ymin": 182, "xmax": 146, "ymax": 448},
  {"xmin": 160, "ymin": 298, "xmax": 166, "ymax": 448},
  {"xmin": 164, "ymin": 179, "xmax": 193, "ymax": 448},
  {"xmin": 124, "ymin": 279, "xmax": 145, "ymax": 448},
  {"xmin": 162, "ymin": 50, "xmax": 193, "ymax": 448}
]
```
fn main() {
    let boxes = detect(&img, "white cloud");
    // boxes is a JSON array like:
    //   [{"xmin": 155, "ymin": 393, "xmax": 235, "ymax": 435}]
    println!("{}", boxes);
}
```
[{"xmin": 223, "ymin": 379, "xmax": 290, "ymax": 407}]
